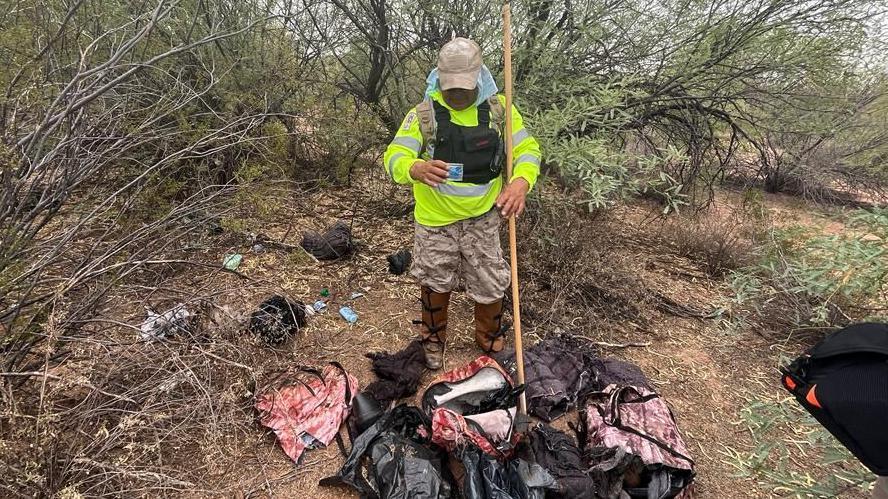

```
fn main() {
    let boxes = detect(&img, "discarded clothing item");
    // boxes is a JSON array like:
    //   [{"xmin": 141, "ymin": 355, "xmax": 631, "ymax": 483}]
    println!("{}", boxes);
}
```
[
  {"xmin": 585, "ymin": 446, "xmax": 693, "ymax": 499},
  {"xmin": 423, "ymin": 356, "xmax": 523, "ymax": 458},
  {"xmin": 255, "ymin": 363, "xmax": 358, "ymax": 463},
  {"xmin": 579, "ymin": 384, "xmax": 695, "ymax": 498},
  {"xmin": 249, "ymin": 295, "xmax": 307, "ymax": 346},
  {"xmin": 591, "ymin": 357, "xmax": 653, "ymax": 391},
  {"xmin": 424, "ymin": 63, "xmax": 499, "ymax": 106},
  {"xmin": 365, "ymin": 340, "xmax": 427, "ymax": 406},
  {"xmin": 387, "ymin": 249, "xmax": 412, "ymax": 275},
  {"xmin": 301, "ymin": 220, "xmax": 354, "ymax": 260},
  {"xmin": 524, "ymin": 424, "xmax": 596, "ymax": 499},
  {"xmin": 460, "ymin": 443, "xmax": 557, "ymax": 499},
  {"xmin": 139, "ymin": 304, "xmax": 193, "ymax": 341},
  {"xmin": 495, "ymin": 334, "xmax": 598, "ymax": 421},
  {"xmin": 781, "ymin": 322, "xmax": 888, "ymax": 475},
  {"xmin": 321, "ymin": 405, "xmax": 453, "ymax": 498}
]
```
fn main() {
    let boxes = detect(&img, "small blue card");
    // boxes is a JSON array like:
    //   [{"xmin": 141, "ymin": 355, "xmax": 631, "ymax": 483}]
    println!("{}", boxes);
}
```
[{"xmin": 447, "ymin": 163, "xmax": 464, "ymax": 182}]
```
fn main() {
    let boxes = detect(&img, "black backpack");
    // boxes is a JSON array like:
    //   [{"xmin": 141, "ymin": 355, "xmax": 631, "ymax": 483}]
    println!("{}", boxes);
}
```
[{"xmin": 781, "ymin": 322, "xmax": 888, "ymax": 475}]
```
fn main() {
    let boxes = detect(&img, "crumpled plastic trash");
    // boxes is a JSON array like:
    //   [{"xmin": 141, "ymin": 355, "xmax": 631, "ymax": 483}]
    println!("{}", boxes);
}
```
[
  {"xmin": 139, "ymin": 304, "xmax": 193, "ymax": 341},
  {"xmin": 459, "ymin": 444, "xmax": 557, "ymax": 499},
  {"xmin": 387, "ymin": 249, "xmax": 412, "ymax": 275},
  {"xmin": 339, "ymin": 306, "xmax": 358, "ymax": 324},
  {"xmin": 321, "ymin": 405, "xmax": 452, "ymax": 498},
  {"xmin": 222, "ymin": 253, "xmax": 242, "ymax": 270}
]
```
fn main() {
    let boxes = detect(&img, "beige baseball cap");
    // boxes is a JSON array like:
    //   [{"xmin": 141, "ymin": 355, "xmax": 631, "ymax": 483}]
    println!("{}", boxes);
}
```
[{"xmin": 437, "ymin": 37, "xmax": 482, "ymax": 91}]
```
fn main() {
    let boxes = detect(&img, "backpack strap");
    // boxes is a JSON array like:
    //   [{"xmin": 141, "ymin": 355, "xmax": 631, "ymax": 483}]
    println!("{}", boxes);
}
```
[
  {"xmin": 416, "ymin": 98, "xmax": 435, "ymax": 155},
  {"xmin": 487, "ymin": 95, "xmax": 505, "ymax": 134},
  {"xmin": 597, "ymin": 385, "xmax": 696, "ymax": 466},
  {"xmin": 417, "ymin": 95, "xmax": 506, "ymax": 152},
  {"xmin": 477, "ymin": 100, "xmax": 491, "ymax": 127}
]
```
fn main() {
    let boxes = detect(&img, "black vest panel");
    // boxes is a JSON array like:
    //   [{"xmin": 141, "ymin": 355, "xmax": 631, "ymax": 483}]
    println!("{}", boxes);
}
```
[{"xmin": 431, "ymin": 100, "xmax": 504, "ymax": 184}]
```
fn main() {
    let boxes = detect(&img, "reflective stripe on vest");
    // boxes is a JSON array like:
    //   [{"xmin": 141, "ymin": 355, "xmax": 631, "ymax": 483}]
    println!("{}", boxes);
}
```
[
  {"xmin": 392, "ymin": 136, "xmax": 421, "ymax": 154},
  {"xmin": 513, "ymin": 128, "xmax": 530, "ymax": 147},
  {"xmin": 435, "ymin": 180, "xmax": 495, "ymax": 197},
  {"xmin": 516, "ymin": 153, "xmax": 541, "ymax": 167}
]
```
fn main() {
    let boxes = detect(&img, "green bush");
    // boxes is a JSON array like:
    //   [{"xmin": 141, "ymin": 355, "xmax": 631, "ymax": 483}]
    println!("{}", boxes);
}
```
[
  {"xmin": 729, "ymin": 208, "xmax": 888, "ymax": 328},
  {"xmin": 724, "ymin": 396, "xmax": 874, "ymax": 497}
]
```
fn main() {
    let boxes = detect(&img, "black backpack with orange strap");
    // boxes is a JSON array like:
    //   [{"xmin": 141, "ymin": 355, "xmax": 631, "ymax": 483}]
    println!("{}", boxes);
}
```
[{"xmin": 781, "ymin": 322, "xmax": 888, "ymax": 475}]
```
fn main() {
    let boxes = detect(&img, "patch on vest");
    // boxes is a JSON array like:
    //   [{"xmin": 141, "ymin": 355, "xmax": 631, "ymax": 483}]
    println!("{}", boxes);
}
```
[{"xmin": 402, "ymin": 111, "xmax": 416, "ymax": 130}]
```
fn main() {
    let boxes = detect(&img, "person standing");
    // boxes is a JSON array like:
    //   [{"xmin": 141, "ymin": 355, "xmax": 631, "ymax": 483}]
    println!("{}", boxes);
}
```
[{"xmin": 383, "ymin": 37, "xmax": 542, "ymax": 369}]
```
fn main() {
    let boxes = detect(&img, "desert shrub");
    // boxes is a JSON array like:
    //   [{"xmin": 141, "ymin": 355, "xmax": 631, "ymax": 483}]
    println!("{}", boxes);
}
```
[
  {"xmin": 661, "ymin": 211, "xmax": 760, "ymax": 277},
  {"xmin": 729, "ymin": 207, "xmax": 888, "ymax": 328}
]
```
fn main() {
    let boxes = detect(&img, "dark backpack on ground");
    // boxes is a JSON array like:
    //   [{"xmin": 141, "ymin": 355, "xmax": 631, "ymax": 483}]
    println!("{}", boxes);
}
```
[{"xmin": 781, "ymin": 322, "xmax": 888, "ymax": 475}]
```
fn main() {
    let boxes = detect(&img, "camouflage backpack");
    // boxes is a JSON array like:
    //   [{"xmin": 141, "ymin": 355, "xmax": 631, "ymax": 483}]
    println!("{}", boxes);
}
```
[
  {"xmin": 422, "ymin": 356, "xmax": 524, "ymax": 459},
  {"xmin": 579, "ymin": 384, "xmax": 695, "ymax": 498},
  {"xmin": 254, "ymin": 363, "xmax": 358, "ymax": 463}
]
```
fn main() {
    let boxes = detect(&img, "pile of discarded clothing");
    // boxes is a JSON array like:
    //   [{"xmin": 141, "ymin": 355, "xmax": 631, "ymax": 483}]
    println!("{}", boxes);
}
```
[{"xmin": 254, "ymin": 334, "xmax": 695, "ymax": 499}]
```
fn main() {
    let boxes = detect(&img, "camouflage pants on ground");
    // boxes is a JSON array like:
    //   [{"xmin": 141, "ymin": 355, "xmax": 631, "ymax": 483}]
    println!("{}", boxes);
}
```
[{"xmin": 411, "ymin": 209, "xmax": 510, "ymax": 304}]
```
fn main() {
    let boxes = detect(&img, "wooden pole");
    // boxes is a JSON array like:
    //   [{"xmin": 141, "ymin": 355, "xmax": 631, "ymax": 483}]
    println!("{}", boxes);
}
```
[{"xmin": 502, "ymin": 1, "xmax": 528, "ymax": 416}]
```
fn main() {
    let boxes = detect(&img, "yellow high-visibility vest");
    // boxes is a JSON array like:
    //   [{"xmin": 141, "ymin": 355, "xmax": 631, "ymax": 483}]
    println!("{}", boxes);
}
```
[{"xmin": 383, "ymin": 90, "xmax": 542, "ymax": 227}]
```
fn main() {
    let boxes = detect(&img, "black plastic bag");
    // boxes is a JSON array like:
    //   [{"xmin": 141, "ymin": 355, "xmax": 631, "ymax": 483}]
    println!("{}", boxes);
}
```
[
  {"xmin": 321, "ymin": 405, "xmax": 452, "ymax": 499},
  {"xmin": 387, "ymin": 249, "xmax": 412, "ymax": 275},
  {"xmin": 460, "ymin": 444, "xmax": 556, "ymax": 499}
]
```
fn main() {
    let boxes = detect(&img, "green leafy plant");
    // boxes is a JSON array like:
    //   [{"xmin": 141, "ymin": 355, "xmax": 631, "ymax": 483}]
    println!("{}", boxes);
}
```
[
  {"xmin": 730, "ymin": 207, "xmax": 887, "ymax": 327},
  {"xmin": 723, "ymin": 397, "xmax": 874, "ymax": 498}
]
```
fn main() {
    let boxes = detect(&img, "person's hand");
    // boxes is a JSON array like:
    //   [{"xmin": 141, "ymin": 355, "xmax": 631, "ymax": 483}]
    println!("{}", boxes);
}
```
[
  {"xmin": 409, "ymin": 160, "xmax": 449, "ymax": 187},
  {"xmin": 496, "ymin": 178, "xmax": 530, "ymax": 218}
]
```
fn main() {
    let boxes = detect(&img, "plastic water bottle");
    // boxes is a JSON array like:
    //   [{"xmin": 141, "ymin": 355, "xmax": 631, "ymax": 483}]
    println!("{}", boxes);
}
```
[{"xmin": 339, "ymin": 306, "xmax": 358, "ymax": 324}]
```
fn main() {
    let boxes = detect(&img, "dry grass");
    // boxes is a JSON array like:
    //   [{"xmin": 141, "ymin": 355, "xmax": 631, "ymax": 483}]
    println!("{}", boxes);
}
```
[{"xmin": 655, "ymin": 208, "xmax": 762, "ymax": 278}]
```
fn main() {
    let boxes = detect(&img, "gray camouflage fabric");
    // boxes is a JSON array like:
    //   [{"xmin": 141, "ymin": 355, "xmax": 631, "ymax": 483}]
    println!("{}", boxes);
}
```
[
  {"xmin": 583, "ymin": 384, "xmax": 694, "ymax": 473},
  {"xmin": 411, "ymin": 209, "xmax": 510, "ymax": 304}
]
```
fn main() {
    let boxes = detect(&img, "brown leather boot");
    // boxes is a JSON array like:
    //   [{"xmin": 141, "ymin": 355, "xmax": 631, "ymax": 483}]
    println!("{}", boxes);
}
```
[
  {"xmin": 415, "ymin": 286, "xmax": 450, "ymax": 369},
  {"xmin": 474, "ymin": 299, "xmax": 506, "ymax": 353}
]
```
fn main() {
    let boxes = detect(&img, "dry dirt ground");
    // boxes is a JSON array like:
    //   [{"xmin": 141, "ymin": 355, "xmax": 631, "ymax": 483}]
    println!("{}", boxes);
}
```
[{"xmin": 7, "ymin": 174, "xmax": 875, "ymax": 498}]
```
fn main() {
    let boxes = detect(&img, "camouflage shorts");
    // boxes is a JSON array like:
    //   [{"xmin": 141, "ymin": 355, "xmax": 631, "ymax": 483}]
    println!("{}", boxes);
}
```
[{"xmin": 411, "ymin": 210, "xmax": 511, "ymax": 304}]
